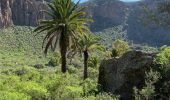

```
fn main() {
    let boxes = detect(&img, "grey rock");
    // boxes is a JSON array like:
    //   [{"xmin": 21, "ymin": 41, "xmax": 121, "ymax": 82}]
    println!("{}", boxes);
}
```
[
  {"xmin": 98, "ymin": 50, "xmax": 157, "ymax": 99},
  {"xmin": 0, "ymin": 0, "xmax": 13, "ymax": 28},
  {"xmin": 34, "ymin": 64, "xmax": 44, "ymax": 69},
  {"xmin": 0, "ymin": 0, "xmax": 48, "ymax": 28}
]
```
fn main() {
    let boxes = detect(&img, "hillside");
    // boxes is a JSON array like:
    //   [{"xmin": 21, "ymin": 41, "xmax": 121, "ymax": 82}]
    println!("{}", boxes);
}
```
[
  {"xmin": 0, "ymin": 26, "xmax": 48, "ymax": 67},
  {"xmin": 0, "ymin": 0, "xmax": 170, "ymax": 46},
  {"xmin": 85, "ymin": 0, "xmax": 170, "ymax": 46},
  {"xmin": 0, "ymin": 1, "xmax": 170, "ymax": 99}
]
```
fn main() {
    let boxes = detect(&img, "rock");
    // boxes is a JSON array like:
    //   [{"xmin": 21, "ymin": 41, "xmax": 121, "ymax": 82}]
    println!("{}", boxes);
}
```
[
  {"xmin": 0, "ymin": 0, "xmax": 48, "ymax": 28},
  {"xmin": 0, "ymin": 9, "xmax": 3, "ymax": 27},
  {"xmin": 15, "ymin": 69, "xmax": 26, "ymax": 76},
  {"xmin": 0, "ymin": 0, "xmax": 13, "ymax": 28},
  {"xmin": 34, "ymin": 64, "xmax": 44, "ymax": 69},
  {"xmin": 98, "ymin": 50, "xmax": 157, "ymax": 99},
  {"xmin": 11, "ymin": 0, "xmax": 48, "ymax": 26}
]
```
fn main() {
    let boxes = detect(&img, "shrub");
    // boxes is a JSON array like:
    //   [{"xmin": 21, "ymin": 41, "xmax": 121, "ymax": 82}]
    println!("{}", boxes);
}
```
[
  {"xmin": 81, "ymin": 78, "xmax": 98, "ymax": 96},
  {"xmin": 0, "ymin": 91, "xmax": 30, "ymax": 100},
  {"xmin": 154, "ymin": 45, "xmax": 170, "ymax": 73},
  {"xmin": 88, "ymin": 67, "xmax": 99, "ymax": 79},
  {"xmin": 14, "ymin": 66, "xmax": 41, "ymax": 81},
  {"xmin": 16, "ymin": 81, "xmax": 48, "ymax": 100},
  {"xmin": 112, "ymin": 39, "xmax": 129, "ymax": 57},
  {"xmin": 88, "ymin": 56, "xmax": 100, "ymax": 68},
  {"xmin": 48, "ymin": 51, "xmax": 60, "ymax": 67},
  {"xmin": 47, "ymin": 73, "xmax": 81, "ymax": 99},
  {"xmin": 95, "ymin": 93, "xmax": 119, "ymax": 100},
  {"xmin": 134, "ymin": 69, "xmax": 160, "ymax": 100},
  {"xmin": 134, "ymin": 46, "xmax": 170, "ymax": 99},
  {"xmin": 0, "ymin": 75, "xmax": 20, "ymax": 91},
  {"xmin": 68, "ymin": 65, "xmax": 79, "ymax": 74},
  {"xmin": 111, "ymin": 48, "xmax": 118, "ymax": 58}
]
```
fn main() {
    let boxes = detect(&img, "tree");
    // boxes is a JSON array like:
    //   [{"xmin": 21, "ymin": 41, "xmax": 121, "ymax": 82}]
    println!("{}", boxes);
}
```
[
  {"xmin": 75, "ymin": 35, "xmax": 105, "ymax": 80},
  {"xmin": 34, "ymin": 0, "xmax": 91, "ymax": 73}
]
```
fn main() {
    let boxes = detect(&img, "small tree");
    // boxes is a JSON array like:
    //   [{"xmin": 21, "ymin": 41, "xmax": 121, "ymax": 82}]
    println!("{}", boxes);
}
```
[
  {"xmin": 72, "ymin": 35, "xmax": 105, "ymax": 80},
  {"xmin": 112, "ymin": 39, "xmax": 129, "ymax": 57}
]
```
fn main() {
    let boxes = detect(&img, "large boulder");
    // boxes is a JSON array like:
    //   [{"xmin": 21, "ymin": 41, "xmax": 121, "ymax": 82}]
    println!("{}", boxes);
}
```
[{"xmin": 98, "ymin": 50, "xmax": 157, "ymax": 99}]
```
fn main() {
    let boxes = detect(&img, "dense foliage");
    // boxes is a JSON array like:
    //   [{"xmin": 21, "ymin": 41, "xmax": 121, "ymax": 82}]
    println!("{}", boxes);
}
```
[
  {"xmin": 0, "ymin": 0, "xmax": 169, "ymax": 97},
  {"xmin": 0, "ymin": 26, "xmax": 118, "ymax": 100},
  {"xmin": 34, "ymin": 0, "xmax": 92, "ymax": 73},
  {"xmin": 134, "ymin": 46, "xmax": 170, "ymax": 99}
]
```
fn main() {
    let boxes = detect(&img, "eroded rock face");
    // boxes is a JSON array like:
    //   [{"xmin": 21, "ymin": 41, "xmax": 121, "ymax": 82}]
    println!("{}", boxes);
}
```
[
  {"xmin": 0, "ymin": 0, "xmax": 48, "ymax": 28},
  {"xmin": 0, "ymin": 0, "xmax": 13, "ymax": 28},
  {"xmin": 11, "ymin": 0, "xmax": 48, "ymax": 26},
  {"xmin": 0, "ymin": 9, "xmax": 3, "ymax": 27},
  {"xmin": 98, "ymin": 51, "xmax": 157, "ymax": 99}
]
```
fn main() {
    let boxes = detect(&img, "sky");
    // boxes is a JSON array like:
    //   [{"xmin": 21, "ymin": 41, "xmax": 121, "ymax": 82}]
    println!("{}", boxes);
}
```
[{"xmin": 73, "ymin": 0, "xmax": 140, "ymax": 3}]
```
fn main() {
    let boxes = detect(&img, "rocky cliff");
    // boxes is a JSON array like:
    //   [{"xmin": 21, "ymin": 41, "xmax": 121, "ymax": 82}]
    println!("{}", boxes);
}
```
[
  {"xmin": 11, "ymin": 0, "xmax": 48, "ymax": 26},
  {"xmin": 86, "ymin": 0, "xmax": 170, "ymax": 46},
  {"xmin": 0, "ymin": 0, "xmax": 49, "ymax": 28},
  {"xmin": 0, "ymin": 0, "xmax": 13, "ymax": 28},
  {"xmin": 98, "ymin": 51, "xmax": 157, "ymax": 99},
  {"xmin": 85, "ymin": 0, "xmax": 127, "ymax": 32},
  {"xmin": 0, "ymin": 0, "xmax": 170, "ymax": 46}
]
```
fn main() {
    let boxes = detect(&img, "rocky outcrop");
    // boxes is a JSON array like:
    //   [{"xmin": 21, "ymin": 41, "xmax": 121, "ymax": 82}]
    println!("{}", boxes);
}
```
[
  {"xmin": 98, "ymin": 51, "xmax": 157, "ymax": 99},
  {"xmin": 0, "ymin": 0, "xmax": 48, "ymax": 28},
  {"xmin": 0, "ymin": 9, "xmax": 3, "ymax": 27},
  {"xmin": 11, "ymin": 0, "xmax": 48, "ymax": 26},
  {"xmin": 85, "ymin": 0, "xmax": 170, "ymax": 46},
  {"xmin": 0, "ymin": 0, "xmax": 13, "ymax": 28},
  {"xmin": 85, "ymin": 0, "xmax": 127, "ymax": 32}
]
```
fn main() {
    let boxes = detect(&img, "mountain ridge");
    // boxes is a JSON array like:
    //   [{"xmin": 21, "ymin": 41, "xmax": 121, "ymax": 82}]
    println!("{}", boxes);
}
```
[{"xmin": 0, "ymin": 0, "xmax": 170, "ymax": 46}]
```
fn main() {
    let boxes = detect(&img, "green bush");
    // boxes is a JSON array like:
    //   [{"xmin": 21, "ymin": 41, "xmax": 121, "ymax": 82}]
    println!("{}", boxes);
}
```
[
  {"xmin": 16, "ymin": 81, "xmax": 48, "ymax": 100},
  {"xmin": 68, "ymin": 65, "xmax": 79, "ymax": 74},
  {"xmin": 0, "ymin": 91, "xmax": 30, "ymax": 100},
  {"xmin": 134, "ymin": 46, "xmax": 170, "ymax": 99},
  {"xmin": 0, "ymin": 26, "xmax": 120, "ymax": 100},
  {"xmin": 134, "ymin": 69, "xmax": 160, "ymax": 100},
  {"xmin": 82, "ymin": 78, "xmax": 98, "ymax": 96},
  {"xmin": 154, "ymin": 45, "xmax": 170, "ymax": 73},
  {"xmin": 112, "ymin": 39, "xmax": 129, "ymax": 57},
  {"xmin": 111, "ymin": 48, "xmax": 118, "ymax": 58},
  {"xmin": 88, "ymin": 56, "xmax": 100, "ymax": 68},
  {"xmin": 14, "ymin": 66, "xmax": 41, "ymax": 81},
  {"xmin": 47, "ymin": 73, "xmax": 82, "ymax": 99},
  {"xmin": 48, "ymin": 52, "xmax": 60, "ymax": 67},
  {"xmin": 88, "ymin": 67, "xmax": 99, "ymax": 79}
]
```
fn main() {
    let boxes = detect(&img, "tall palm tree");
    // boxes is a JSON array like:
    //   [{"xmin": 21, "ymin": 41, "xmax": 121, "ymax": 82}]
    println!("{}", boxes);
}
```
[
  {"xmin": 34, "ymin": 0, "xmax": 91, "ymax": 73},
  {"xmin": 76, "ymin": 35, "xmax": 105, "ymax": 80}
]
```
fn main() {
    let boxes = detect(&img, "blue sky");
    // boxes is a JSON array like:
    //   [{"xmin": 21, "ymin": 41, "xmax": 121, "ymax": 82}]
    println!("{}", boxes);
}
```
[{"xmin": 73, "ymin": 0, "xmax": 140, "ymax": 3}]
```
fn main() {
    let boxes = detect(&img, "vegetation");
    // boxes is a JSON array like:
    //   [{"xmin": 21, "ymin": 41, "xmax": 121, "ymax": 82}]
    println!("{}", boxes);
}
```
[
  {"xmin": 0, "ymin": 0, "xmax": 170, "ymax": 100},
  {"xmin": 112, "ymin": 39, "xmax": 129, "ymax": 57},
  {"xmin": 34, "ymin": 0, "xmax": 92, "ymax": 73},
  {"xmin": 0, "ymin": 26, "xmax": 117, "ymax": 100},
  {"xmin": 74, "ymin": 35, "xmax": 104, "ymax": 79},
  {"xmin": 134, "ymin": 46, "xmax": 170, "ymax": 99}
]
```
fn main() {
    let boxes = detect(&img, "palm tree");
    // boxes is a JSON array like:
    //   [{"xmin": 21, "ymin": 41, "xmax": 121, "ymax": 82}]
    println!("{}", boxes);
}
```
[
  {"xmin": 76, "ymin": 35, "xmax": 105, "ymax": 80},
  {"xmin": 34, "ymin": 0, "xmax": 91, "ymax": 73}
]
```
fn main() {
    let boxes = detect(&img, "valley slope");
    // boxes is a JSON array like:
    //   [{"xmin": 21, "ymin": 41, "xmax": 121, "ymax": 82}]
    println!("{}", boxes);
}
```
[{"xmin": 0, "ymin": 0, "xmax": 170, "ymax": 46}]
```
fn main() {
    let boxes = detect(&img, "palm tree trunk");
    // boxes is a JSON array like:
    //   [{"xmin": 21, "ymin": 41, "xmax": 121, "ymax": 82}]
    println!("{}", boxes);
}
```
[
  {"xmin": 61, "ymin": 46, "xmax": 67, "ymax": 73},
  {"xmin": 60, "ymin": 26, "xmax": 67, "ymax": 73},
  {"xmin": 83, "ymin": 50, "xmax": 89, "ymax": 80}
]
